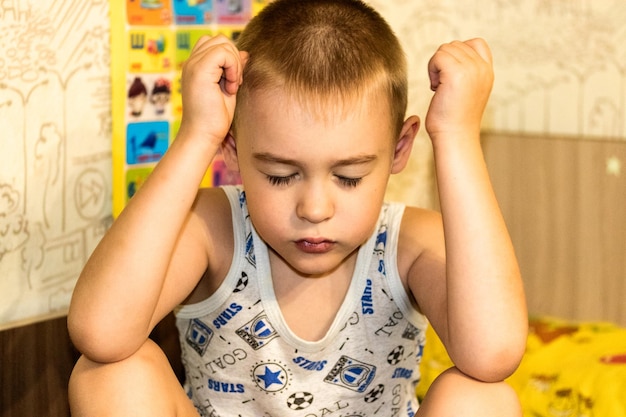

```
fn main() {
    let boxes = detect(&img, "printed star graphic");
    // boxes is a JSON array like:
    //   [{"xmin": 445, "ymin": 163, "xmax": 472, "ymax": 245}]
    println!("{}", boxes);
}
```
[{"xmin": 256, "ymin": 366, "xmax": 284, "ymax": 389}]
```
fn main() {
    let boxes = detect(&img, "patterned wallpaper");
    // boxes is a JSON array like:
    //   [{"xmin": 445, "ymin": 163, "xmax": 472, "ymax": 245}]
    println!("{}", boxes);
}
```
[
  {"xmin": 0, "ymin": 1, "xmax": 111, "ymax": 328},
  {"xmin": 370, "ymin": 0, "xmax": 626, "ymax": 206}
]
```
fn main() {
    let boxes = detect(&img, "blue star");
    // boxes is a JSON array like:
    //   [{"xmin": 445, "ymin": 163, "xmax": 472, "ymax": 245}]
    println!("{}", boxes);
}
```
[{"xmin": 256, "ymin": 366, "xmax": 284, "ymax": 389}]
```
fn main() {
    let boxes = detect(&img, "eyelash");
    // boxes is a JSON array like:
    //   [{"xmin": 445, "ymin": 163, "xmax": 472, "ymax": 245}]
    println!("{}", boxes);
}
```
[
  {"xmin": 338, "ymin": 176, "xmax": 361, "ymax": 188},
  {"xmin": 265, "ymin": 175, "xmax": 362, "ymax": 188},
  {"xmin": 266, "ymin": 175, "xmax": 296, "ymax": 186}
]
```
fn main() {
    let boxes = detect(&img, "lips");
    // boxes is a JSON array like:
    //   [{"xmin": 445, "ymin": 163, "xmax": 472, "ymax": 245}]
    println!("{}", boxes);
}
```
[{"xmin": 295, "ymin": 238, "xmax": 335, "ymax": 254}]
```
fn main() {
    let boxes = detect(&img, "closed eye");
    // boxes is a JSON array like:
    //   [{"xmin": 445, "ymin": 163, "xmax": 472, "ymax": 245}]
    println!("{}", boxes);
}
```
[
  {"xmin": 336, "ymin": 176, "xmax": 362, "ymax": 188},
  {"xmin": 266, "ymin": 174, "xmax": 297, "ymax": 186}
]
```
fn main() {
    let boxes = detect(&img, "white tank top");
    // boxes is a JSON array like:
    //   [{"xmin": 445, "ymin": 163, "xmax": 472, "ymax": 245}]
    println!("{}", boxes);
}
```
[{"xmin": 175, "ymin": 186, "xmax": 428, "ymax": 417}]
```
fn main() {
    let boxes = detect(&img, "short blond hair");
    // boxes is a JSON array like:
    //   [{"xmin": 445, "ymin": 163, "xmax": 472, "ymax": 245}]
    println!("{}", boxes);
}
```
[{"xmin": 234, "ymin": 0, "xmax": 408, "ymax": 137}]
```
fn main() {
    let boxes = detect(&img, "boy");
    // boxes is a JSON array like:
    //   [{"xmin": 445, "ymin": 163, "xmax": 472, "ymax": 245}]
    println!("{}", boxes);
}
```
[{"xmin": 68, "ymin": 0, "xmax": 527, "ymax": 416}]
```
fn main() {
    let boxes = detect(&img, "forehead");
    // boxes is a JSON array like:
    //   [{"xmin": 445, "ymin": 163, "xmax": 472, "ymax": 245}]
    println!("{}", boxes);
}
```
[
  {"xmin": 234, "ymin": 87, "xmax": 394, "ymax": 137},
  {"xmin": 233, "ymin": 88, "xmax": 397, "ymax": 164}
]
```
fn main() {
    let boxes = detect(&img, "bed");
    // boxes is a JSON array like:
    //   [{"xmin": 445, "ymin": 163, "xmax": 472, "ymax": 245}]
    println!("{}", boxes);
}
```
[
  {"xmin": 418, "ymin": 132, "xmax": 626, "ymax": 416},
  {"xmin": 418, "ymin": 317, "xmax": 626, "ymax": 416}
]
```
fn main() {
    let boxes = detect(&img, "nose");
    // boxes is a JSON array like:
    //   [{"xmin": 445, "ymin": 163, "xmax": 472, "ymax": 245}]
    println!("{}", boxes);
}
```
[{"xmin": 296, "ymin": 181, "xmax": 334, "ymax": 223}]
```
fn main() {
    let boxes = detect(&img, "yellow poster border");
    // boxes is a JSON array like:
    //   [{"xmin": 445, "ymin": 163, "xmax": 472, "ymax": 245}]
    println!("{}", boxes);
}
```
[{"xmin": 110, "ymin": 2, "xmax": 126, "ymax": 218}]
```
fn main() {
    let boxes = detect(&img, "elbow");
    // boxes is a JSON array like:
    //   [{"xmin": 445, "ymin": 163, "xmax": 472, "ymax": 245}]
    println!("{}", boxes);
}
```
[
  {"xmin": 453, "ymin": 332, "xmax": 527, "ymax": 383},
  {"xmin": 459, "ymin": 348, "xmax": 524, "ymax": 383},
  {"xmin": 67, "ymin": 309, "xmax": 110, "ymax": 363},
  {"xmin": 68, "ymin": 305, "xmax": 138, "ymax": 364}
]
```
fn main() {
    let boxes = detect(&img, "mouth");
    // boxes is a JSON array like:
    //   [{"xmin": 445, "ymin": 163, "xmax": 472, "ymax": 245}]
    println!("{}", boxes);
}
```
[{"xmin": 294, "ymin": 238, "xmax": 335, "ymax": 254}]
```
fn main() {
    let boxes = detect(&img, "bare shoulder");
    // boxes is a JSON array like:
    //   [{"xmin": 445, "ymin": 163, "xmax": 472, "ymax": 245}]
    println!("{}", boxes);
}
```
[
  {"xmin": 193, "ymin": 187, "xmax": 234, "ymax": 232},
  {"xmin": 397, "ymin": 206, "xmax": 444, "ymax": 264}
]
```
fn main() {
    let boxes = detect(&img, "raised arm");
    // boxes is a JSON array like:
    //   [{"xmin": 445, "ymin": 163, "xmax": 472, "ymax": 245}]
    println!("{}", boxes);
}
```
[
  {"xmin": 410, "ymin": 39, "xmax": 527, "ymax": 382},
  {"xmin": 68, "ymin": 35, "xmax": 247, "ymax": 363}
]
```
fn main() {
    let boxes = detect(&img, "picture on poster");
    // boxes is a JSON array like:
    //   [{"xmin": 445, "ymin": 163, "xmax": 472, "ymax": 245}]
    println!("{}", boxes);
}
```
[
  {"xmin": 127, "ymin": 0, "xmax": 173, "ymax": 25},
  {"xmin": 127, "ymin": 75, "xmax": 173, "ymax": 120},
  {"xmin": 126, "ymin": 121, "xmax": 170, "ymax": 165},
  {"xmin": 128, "ymin": 29, "xmax": 175, "ymax": 72},
  {"xmin": 126, "ymin": 166, "xmax": 155, "ymax": 201},
  {"xmin": 214, "ymin": 0, "xmax": 252, "ymax": 24},
  {"xmin": 173, "ymin": 0, "xmax": 214, "ymax": 24}
]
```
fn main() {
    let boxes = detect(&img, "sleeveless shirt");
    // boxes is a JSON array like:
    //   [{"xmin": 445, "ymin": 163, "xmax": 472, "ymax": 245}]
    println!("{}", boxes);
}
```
[{"xmin": 175, "ymin": 186, "xmax": 428, "ymax": 417}]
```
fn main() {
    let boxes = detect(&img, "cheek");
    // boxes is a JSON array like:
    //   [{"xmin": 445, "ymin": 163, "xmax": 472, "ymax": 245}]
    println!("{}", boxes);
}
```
[
  {"xmin": 244, "ymin": 188, "xmax": 288, "ymax": 230},
  {"xmin": 339, "ymin": 188, "xmax": 385, "ymax": 223}
]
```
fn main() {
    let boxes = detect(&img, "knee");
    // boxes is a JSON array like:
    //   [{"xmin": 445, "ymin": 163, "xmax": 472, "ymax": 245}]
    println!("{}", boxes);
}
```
[
  {"xmin": 69, "ymin": 352, "xmax": 144, "ymax": 416},
  {"xmin": 419, "ymin": 367, "xmax": 522, "ymax": 417},
  {"xmin": 69, "ymin": 354, "xmax": 115, "ymax": 416},
  {"xmin": 69, "ymin": 340, "xmax": 185, "ymax": 417}
]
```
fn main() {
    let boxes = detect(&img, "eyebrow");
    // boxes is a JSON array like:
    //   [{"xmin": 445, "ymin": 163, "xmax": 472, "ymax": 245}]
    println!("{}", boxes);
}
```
[{"xmin": 252, "ymin": 152, "xmax": 378, "ymax": 168}]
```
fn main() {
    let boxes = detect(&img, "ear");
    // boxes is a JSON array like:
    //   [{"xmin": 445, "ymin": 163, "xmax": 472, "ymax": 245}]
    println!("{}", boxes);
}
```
[
  {"xmin": 220, "ymin": 131, "xmax": 240, "ymax": 172},
  {"xmin": 391, "ymin": 115, "xmax": 420, "ymax": 174}
]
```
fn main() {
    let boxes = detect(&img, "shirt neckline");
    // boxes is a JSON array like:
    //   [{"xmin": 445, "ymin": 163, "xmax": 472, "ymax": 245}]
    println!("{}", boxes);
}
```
[{"xmin": 251, "ymin": 218, "xmax": 379, "ymax": 353}]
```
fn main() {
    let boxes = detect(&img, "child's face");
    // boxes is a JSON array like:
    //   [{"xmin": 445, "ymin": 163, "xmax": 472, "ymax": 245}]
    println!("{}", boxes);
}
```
[
  {"xmin": 128, "ymin": 93, "xmax": 147, "ymax": 115},
  {"xmin": 229, "ymin": 90, "xmax": 400, "ymax": 278}
]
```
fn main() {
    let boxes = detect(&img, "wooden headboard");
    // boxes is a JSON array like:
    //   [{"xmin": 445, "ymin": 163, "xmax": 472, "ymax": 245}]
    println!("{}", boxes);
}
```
[{"xmin": 482, "ymin": 133, "xmax": 626, "ymax": 326}]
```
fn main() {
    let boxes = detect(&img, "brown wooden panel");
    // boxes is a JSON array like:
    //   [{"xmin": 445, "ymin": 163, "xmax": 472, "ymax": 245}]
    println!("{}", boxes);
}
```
[
  {"xmin": 0, "ymin": 314, "xmax": 182, "ymax": 417},
  {"xmin": 0, "ymin": 317, "xmax": 78, "ymax": 417},
  {"xmin": 483, "ymin": 133, "xmax": 626, "ymax": 325}
]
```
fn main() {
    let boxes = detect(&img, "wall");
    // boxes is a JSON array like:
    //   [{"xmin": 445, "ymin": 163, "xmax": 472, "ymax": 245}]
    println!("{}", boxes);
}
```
[
  {"xmin": 484, "ymin": 133, "xmax": 626, "ymax": 325},
  {"xmin": 0, "ymin": 0, "xmax": 111, "ymax": 330},
  {"xmin": 375, "ymin": 0, "xmax": 626, "ymax": 208}
]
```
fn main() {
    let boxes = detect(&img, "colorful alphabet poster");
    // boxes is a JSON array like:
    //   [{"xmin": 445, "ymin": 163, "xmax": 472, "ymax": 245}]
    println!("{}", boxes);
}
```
[{"xmin": 111, "ymin": 0, "xmax": 270, "ymax": 217}]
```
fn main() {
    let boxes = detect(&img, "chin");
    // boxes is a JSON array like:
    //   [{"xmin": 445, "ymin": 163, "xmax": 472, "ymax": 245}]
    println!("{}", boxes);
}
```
[{"xmin": 288, "ymin": 250, "xmax": 358, "ymax": 279}]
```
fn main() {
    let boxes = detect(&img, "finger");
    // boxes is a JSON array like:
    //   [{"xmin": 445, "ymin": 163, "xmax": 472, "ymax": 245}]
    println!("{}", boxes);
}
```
[
  {"xmin": 427, "ymin": 59, "xmax": 441, "ymax": 92},
  {"xmin": 239, "ymin": 51, "xmax": 249, "ymax": 68},
  {"xmin": 239, "ymin": 51, "xmax": 249, "ymax": 83},
  {"xmin": 220, "ymin": 58, "xmax": 243, "ymax": 95},
  {"xmin": 219, "ymin": 47, "xmax": 246, "ymax": 95},
  {"xmin": 427, "ymin": 38, "xmax": 492, "ymax": 90},
  {"xmin": 428, "ymin": 43, "xmax": 464, "ymax": 91},
  {"xmin": 190, "ymin": 34, "xmax": 231, "ymax": 54},
  {"xmin": 184, "ymin": 36, "xmax": 244, "ymax": 95},
  {"xmin": 186, "ymin": 35, "xmax": 240, "ymax": 72},
  {"xmin": 189, "ymin": 34, "xmax": 210, "ymax": 51},
  {"xmin": 464, "ymin": 38, "xmax": 493, "ymax": 65}
]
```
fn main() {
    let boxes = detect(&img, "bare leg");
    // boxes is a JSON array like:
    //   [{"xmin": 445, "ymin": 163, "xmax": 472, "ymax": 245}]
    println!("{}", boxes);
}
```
[
  {"xmin": 417, "ymin": 367, "xmax": 522, "ymax": 417},
  {"xmin": 69, "ymin": 339, "xmax": 198, "ymax": 417}
]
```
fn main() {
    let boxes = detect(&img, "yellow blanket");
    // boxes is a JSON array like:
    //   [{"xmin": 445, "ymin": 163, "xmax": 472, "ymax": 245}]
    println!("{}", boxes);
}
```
[{"xmin": 418, "ymin": 317, "xmax": 626, "ymax": 416}]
